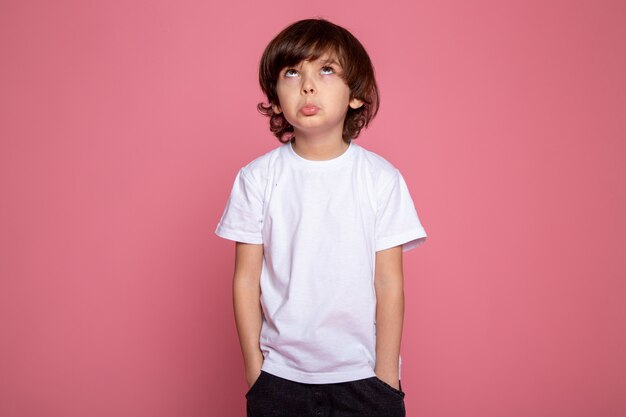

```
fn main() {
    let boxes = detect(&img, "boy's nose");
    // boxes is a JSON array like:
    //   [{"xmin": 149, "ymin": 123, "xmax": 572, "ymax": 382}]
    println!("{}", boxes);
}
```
[{"xmin": 301, "ymin": 75, "xmax": 316, "ymax": 95}]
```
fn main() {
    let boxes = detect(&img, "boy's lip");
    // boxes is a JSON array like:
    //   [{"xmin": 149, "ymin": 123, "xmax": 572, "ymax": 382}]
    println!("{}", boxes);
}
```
[{"xmin": 300, "ymin": 104, "xmax": 320, "ymax": 115}]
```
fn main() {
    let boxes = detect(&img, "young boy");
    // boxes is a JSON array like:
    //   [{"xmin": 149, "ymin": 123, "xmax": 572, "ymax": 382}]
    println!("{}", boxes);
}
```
[{"xmin": 215, "ymin": 18, "xmax": 427, "ymax": 416}]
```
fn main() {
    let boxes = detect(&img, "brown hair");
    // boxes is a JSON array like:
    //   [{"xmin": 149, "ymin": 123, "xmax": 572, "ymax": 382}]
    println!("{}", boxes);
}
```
[{"xmin": 258, "ymin": 18, "xmax": 380, "ymax": 143}]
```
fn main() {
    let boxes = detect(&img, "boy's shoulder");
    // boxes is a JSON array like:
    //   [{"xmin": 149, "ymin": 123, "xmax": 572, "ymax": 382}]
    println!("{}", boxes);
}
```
[
  {"xmin": 237, "ymin": 144, "xmax": 284, "ymax": 182},
  {"xmin": 355, "ymin": 143, "xmax": 399, "ymax": 174},
  {"xmin": 354, "ymin": 143, "xmax": 402, "ymax": 189}
]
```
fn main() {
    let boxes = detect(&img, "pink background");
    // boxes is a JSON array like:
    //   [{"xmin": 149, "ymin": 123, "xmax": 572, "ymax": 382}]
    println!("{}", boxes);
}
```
[{"xmin": 1, "ymin": 0, "xmax": 625, "ymax": 416}]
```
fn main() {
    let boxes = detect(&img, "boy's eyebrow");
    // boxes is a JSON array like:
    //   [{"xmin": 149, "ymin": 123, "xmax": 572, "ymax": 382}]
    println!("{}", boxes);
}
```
[
  {"xmin": 283, "ymin": 57, "xmax": 341, "ymax": 70},
  {"xmin": 321, "ymin": 57, "xmax": 340, "ymax": 66},
  {"xmin": 320, "ymin": 59, "xmax": 343, "ymax": 72}
]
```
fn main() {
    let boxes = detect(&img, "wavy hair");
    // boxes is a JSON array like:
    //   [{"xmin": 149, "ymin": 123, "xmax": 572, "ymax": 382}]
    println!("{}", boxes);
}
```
[{"xmin": 258, "ymin": 18, "xmax": 380, "ymax": 143}]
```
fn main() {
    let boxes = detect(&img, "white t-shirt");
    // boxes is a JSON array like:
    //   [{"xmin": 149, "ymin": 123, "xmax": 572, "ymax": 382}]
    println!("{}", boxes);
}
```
[{"xmin": 215, "ymin": 140, "xmax": 427, "ymax": 384}]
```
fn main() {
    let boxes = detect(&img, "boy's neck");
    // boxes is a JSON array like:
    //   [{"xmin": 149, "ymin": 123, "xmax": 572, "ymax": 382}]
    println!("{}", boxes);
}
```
[{"xmin": 291, "ymin": 130, "xmax": 350, "ymax": 161}]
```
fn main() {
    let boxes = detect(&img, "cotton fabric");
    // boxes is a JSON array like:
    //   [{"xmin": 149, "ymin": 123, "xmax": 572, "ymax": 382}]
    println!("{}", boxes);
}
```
[{"xmin": 215, "ymin": 141, "xmax": 427, "ymax": 384}]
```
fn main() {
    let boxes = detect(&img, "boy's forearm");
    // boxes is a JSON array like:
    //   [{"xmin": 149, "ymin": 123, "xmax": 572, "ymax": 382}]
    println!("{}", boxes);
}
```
[
  {"xmin": 374, "ymin": 282, "xmax": 404, "ymax": 383},
  {"xmin": 233, "ymin": 277, "xmax": 264, "ymax": 371}
]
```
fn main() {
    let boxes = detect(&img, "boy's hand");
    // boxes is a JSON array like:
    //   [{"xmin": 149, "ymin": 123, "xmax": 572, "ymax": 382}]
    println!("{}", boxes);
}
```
[
  {"xmin": 246, "ymin": 365, "xmax": 263, "ymax": 388},
  {"xmin": 244, "ymin": 350, "xmax": 264, "ymax": 388},
  {"xmin": 375, "ymin": 368, "xmax": 401, "ymax": 390}
]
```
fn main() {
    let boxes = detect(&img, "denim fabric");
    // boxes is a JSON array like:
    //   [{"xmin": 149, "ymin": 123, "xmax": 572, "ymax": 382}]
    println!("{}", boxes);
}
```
[{"xmin": 245, "ymin": 371, "xmax": 406, "ymax": 417}]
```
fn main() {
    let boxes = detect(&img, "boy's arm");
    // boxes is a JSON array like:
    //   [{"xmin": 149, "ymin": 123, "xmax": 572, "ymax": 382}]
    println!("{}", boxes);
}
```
[
  {"xmin": 233, "ymin": 241, "xmax": 264, "ymax": 388},
  {"xmin": 374, "ymin": 245, "xmax": 404, "ymax": 390}
]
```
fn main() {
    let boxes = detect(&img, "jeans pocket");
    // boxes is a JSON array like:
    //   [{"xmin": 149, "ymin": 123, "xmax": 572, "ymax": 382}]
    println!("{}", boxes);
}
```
[
  {"xmin": 373, "ymin": 376, "xmax": 405, "ymax": 399},
  {"xmin": 245, "ymin": 371, "xmax": 266, "ymax": 398}
]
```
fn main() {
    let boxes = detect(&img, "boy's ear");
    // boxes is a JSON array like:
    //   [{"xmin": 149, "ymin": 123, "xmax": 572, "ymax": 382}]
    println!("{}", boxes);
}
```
[
  {"xmin": 272, "ymin": 103, "xmax": 282, "ymax": 114},
  {"xmin": 349, "ymin": 98, "xmax": 364, "ymax": 109}
]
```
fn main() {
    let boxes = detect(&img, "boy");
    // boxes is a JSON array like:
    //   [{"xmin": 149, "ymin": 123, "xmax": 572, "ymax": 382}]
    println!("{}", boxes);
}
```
[{"xmin": 215, "ymin": 18, "xmax": 427, "ymax": 416}]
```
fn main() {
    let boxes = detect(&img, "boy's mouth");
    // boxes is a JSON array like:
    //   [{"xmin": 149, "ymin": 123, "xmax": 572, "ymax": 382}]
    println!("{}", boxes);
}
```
[{"xmin": 300, "ymin": 105, "xmax": 320, "ymax": 116}]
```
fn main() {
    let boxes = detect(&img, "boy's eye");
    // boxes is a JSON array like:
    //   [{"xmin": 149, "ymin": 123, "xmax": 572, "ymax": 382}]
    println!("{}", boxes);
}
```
[
  {"xmin": 284, "ymin": 68, "xmax": 299, "ymax": 77},
  {"xmin": 282, "ymin": 65, "xmax": 336, "ymax": 78}
]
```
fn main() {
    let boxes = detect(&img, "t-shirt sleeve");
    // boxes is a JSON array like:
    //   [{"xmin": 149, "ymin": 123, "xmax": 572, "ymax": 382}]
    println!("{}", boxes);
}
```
[
  {"xmin": 214, "ymin": 168, "xmax": 264, "ymax": 244},
  {"xmin": 375, "ymin": 169, "xmax": 427, "ymax": 252}
]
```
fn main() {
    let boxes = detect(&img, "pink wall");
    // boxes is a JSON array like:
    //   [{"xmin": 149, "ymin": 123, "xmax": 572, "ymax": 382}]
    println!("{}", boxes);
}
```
[{"xmin": 1, "ymin": 1, "xmax": 625, "ymax": 416}]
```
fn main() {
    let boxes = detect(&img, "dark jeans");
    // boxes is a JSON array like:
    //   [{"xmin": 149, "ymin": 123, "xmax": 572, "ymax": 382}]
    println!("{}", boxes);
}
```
[{"xmin": 245, "ymin": 371, "xmax": 406, "ymax": 417}]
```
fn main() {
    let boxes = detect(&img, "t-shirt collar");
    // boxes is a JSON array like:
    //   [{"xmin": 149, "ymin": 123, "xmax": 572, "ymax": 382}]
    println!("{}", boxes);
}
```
[{"xmin": 286, "ymin": 140, "xmax": 355, "ymax": 169}]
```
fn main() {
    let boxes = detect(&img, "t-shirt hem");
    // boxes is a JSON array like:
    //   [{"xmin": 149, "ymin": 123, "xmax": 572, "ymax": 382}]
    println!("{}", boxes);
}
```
[
  {"xmin": 261, "ymin": 361, "xmax": 376, "ymax": 384},
  {"xmin": 376, "ymin": 228, "xmax": 428, "ymax": 252},
  {"xmin": 214, "ymin": 225, "xmax": 263, "ymax": 245}
]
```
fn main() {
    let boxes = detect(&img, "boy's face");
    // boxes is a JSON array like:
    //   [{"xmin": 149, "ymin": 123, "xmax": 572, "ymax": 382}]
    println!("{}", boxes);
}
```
[{"xmin": 272, "ymin": 53, "xmax": 363, "ymax": 139}]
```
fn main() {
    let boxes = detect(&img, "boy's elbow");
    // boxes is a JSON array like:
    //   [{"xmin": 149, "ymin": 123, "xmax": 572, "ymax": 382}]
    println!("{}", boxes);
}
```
[
  {"xmin": 233, "ymin": 242, "xmax": 264, "ymax": 286},
  {"xmin": 374, "ymin": 276, "xmax": 404, "ymax": 293},
  {"xmin": 233, "ymin": 273, "xmax": 262, "ymax": 290}
]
